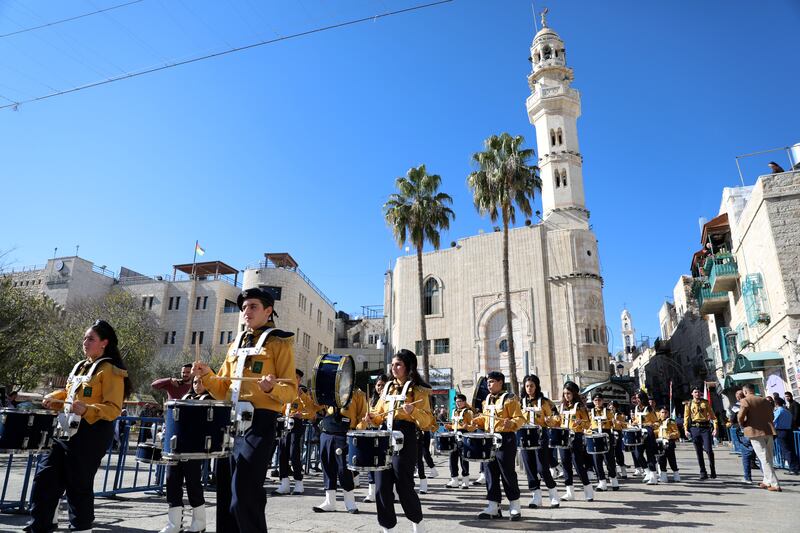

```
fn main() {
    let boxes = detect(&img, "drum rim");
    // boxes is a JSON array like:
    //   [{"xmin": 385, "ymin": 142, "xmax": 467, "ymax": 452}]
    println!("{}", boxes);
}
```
[
  {"xmin": 163, "ymin": 451, "xmax": 231, "ymax": 460},
  {"xmin": 347, "ymin": 464, "xmax": 392, "ymax": 472},
  {"xmin": 462, "ymin": 433, "xmax": 495, "ymax": 441},
  {"xmin": 165, "ymin": 399, "xmax": 232, "ymax": 408},
  {"xmin": 311, "ymin": 353, "xmax": 355, "ymax": 409},
  {"xmin": 347, "ymin": 429, "xmax": 391, "ymax": 437},
  {"xmin": 0, "ymin": 408, "xmax": 57, "ymax": 416}
]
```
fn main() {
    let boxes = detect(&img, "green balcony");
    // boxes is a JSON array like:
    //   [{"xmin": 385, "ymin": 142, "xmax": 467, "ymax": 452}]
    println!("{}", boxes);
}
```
[
  {"xmin": 694, "ymin": 281, "xmax": 729, "ymax": 315},
  {"xmin": 708, "ymin": 254, "xmax": 739, "ymax": 293}
]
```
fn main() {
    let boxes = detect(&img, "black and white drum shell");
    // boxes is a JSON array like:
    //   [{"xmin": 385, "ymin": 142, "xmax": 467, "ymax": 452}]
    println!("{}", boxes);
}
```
[
  {"xmin": 584, "ymin": 433, "xmax": 610, "ymax": 455},
  {"xmin": 622, "ymin": 428, "xmax": 644, "ymax": 449},
  {"xmin": 135, "ymin": 443, "xmax": 176, "ymax": 465},
  {"xmin": 346, "ymin": 430, "xmax": 392, "ymax": 472},
  {"xmin": 0, "ymin": 408, "xmax": 58, "ymax": 454},
  {"xmin": 162, "ymin": 400, "xmax": 233, "ymax": 460},
  {"xmin": 546, "ymin": 427, "xmax": 574, "ymax": 449},
  {"xmin": 435, "ymin": 431, "xmax": 458, "ymax": 453},
  {"xmin": 461, "ymin": 433, "xmax": 497, "ymax": 462}
]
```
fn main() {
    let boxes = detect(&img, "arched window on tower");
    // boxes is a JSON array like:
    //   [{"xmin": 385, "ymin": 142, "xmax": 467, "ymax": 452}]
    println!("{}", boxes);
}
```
[
  {"xmin": 550, "ymin": 129, "xmax": 556, "ymax": 147},
  {"xmin": 561, "ymin": 169, "xmax": 568, "ymax": 187},
  {"xmin": 542, "ymin": 46, "xmax": 552, "ymax": 60},
  {"xmin": 555, "ymin": 173, "xmax": 560, "ymax": 188},
  {"xmin": 423, "ymin": 278, "xmax": 441, "ymax": 315},
  {"xmin": 557, "ymin": 128, "xmax": 563, "ymax": 145}
]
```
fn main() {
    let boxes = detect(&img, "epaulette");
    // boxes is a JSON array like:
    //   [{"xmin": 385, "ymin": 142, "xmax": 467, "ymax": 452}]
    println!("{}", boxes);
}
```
[
  {"xmin": 267, "ymin": 330, "xmax": 295, "ymax": 341},
  {"xmin": 111, "ymin": 365, "xmax": 129, "ymax": 377}
]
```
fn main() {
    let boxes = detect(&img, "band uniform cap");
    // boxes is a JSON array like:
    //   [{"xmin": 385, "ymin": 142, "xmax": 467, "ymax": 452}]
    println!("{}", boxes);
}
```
[
  {"xmin": 237, "ymin": 287, "xmax": 277, "ymax": 315},
  {"xmin": 487, "ymin": 371, "xmax": 505, "ymax": 382}
]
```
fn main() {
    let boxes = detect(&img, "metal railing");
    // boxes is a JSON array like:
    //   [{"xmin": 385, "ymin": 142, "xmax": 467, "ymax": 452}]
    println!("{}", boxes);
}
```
[
  {"xmin": 118, "ymin": 273, "xmax": 241, "ymax": 288},
  {"xmin": 245, "ymin": 260, "xmax": 335, "ymax": 308},
  {"xmin": 728, "ymin": 426, "xmax": 800, "ymax": 470}
]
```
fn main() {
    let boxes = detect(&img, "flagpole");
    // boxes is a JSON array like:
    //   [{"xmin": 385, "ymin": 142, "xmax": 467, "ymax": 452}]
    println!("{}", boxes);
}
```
[{"xmin": 192, "ymin": 239, "xmax": 198, "ymax": 279}]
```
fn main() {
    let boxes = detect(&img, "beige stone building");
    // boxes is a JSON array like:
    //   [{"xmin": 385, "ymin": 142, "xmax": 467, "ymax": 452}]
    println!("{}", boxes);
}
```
[
  {"xmin": 3, "ymin": 256, "xmax": 115, "ymax": 308},
  {"xmin": 334, "ymin": 312, "xmax": 385, "ymax": 374},
  {"xmin": 242, "ymin": 253, "xmax": 336, "ymax": 376},
  {"xmin": 384, "ymin": 21, "xmax": 609, "ymax": 399}
]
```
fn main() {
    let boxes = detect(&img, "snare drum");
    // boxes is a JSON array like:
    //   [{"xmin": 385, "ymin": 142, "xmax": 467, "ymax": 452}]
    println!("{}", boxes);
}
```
[
  {"xmin": 275, "ymin": 416, "xmax": 295, "ymax": 440},
  {"xmin": 346, "ymin": 430, "xmax": 392, "ymax": 472},
  {"xmin": 461, "ymin": 433, "xmax": 497, "ymax": 462},
  {"xmin": 135, "ymin": 443, "xmax": 175, "ymax": 465},
  {"xmin": 621, "ymin": 428, "xmax": 644, "ymax": 449},
  {"xmin": 0, "ymin": 409, "xmax": 58, "ymax": 453},
  {"xmin": 546, "ymin": 427, "xmax": 574, "ymax": 449},
  {"xmin": 162, "ymin": 400, "xmax": 233, "ymax": 460},
  {"xmin": 655, "ymin": 438, "xmax": 668, "ymax": 457},
  {"xmin": 435, "ymin": 432, "xmax": 457, "ymax": 453},
  {"xmin": 585, "ymin": 433, "xmax": 610, "ymax": 455},
  {"xmin": 516, "ymin": 424, "xmax": 543, "ymax": 450},
  {"xmin": 311, "ymin": 353, "xmax": 355, "ymax": 409}
]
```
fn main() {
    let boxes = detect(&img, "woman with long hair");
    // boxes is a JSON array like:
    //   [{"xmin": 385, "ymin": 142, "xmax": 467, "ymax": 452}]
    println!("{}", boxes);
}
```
[
  {"xmin": 555, "ymin": 381, "xmax": 594, "ymax": 502},
  {"xmin": 28, "ymin": 320, "xmax": 131, "ymax": 533},
  {"xmin": 363, "ymin": 350, "xmax": 433, "ymax": 533},
  {"xmin": 363, "ymin": 373, "xmax": 390, "ymax": 503},
  {"xmin": 632, "ymin": 390, "xmax": 660, "ymax": 485},
  {"xmin": 519, "ymin": 374, "xmax": 561, "ymax": 508}
]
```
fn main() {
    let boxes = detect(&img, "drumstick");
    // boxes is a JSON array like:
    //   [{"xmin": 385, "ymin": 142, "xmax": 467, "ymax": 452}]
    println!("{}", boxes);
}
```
[
  {"xmin": 44, "ymin": 399, "xmax": 71, "ymax": 405},
  {"xmin": 213, "ymin": 376, "xmax": 296, "ymax": 383},
  {"xmin": 382, "ymin": 398, "xmax": 423, "ymax": 416}
]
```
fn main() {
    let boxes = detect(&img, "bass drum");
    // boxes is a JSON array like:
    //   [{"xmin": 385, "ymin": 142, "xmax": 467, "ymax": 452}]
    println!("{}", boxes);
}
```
[{"xmin": 311, "ymin": 353, "xmax": 355, "ymax": 409}]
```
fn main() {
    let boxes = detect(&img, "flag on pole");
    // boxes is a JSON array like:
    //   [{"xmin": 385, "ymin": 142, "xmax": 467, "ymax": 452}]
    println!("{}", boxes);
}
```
[{"xmin": 195, "ymin": 242, "xmax": 205, "ymax": 256}]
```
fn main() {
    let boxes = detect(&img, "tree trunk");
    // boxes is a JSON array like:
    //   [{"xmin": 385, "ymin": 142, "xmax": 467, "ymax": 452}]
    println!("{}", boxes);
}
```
[
  {"xmin": 502, "ymin": 214, "xmax": 519, "ymax": 395},
  {"xmin": 416, "ymin": 245, "xmax": 430, "ymax": 384}
]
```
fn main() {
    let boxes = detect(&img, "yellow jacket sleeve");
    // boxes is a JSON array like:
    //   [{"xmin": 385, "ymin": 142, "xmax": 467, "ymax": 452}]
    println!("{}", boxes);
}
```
[
  {"xmin": 44, "ymin": 389, "xmax": 67, "ymax": 404},
  {"xmin": 504, "ymin": 398, "xmax": 526, "ymax": 432},
  {"xmin": 78, "ymin": 362, "xmax": 125, "ymax": 424}
]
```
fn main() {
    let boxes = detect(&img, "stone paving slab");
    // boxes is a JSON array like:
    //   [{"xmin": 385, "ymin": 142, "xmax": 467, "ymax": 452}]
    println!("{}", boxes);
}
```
[{"xmin": 0, "ymin": 443, "xmax": 798, "ymax": 532}]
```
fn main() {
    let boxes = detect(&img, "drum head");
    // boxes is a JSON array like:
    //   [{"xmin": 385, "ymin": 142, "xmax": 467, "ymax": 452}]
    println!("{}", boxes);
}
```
[{"xmin": 312, "ymin": 353, "xmax": 355, "ymax": 409}]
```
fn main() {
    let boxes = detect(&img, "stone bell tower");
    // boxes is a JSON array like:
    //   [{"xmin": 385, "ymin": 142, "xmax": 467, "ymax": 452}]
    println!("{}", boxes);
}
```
[{"xmin": 525, "ymin": 10, "xmax": 588, "ymax": 229}]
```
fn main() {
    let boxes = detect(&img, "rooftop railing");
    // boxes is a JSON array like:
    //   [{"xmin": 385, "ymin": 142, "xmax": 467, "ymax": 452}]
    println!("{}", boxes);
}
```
[{"xmin": 245, "ymin": 259, "xmax": 335, "ymax": 308}]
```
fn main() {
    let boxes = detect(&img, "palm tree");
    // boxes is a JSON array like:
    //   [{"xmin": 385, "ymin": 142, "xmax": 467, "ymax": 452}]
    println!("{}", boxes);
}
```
[
  {"xmin": 384, "ymin": 164, "xmax": 455, "ymax": 383},
  {"xmin": 467, "ymin": 133, "xmax": 541, "ymax": 394}
]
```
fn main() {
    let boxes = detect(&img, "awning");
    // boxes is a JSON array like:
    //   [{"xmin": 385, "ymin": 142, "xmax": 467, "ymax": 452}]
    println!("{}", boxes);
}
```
[
  {"xmin": 700, "ymin": 212, "xmax": 730, "ymax": 245},
  {"xmin": 734, "ymin": 351, "xmax": 783, "ymax": 373},
  {"xmin": 580, "ymin": 381, "xmax": 631, "ymax": 404}
]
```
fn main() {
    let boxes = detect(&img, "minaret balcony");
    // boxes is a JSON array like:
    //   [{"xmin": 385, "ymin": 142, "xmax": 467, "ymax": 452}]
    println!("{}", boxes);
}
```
[
  {"xmin": 692, "ymin": 279, "xmax": 729, "ymax": 315},
  {"xmin": 705, "ymin": 253, "xmax": 739, "ymax": 293}
]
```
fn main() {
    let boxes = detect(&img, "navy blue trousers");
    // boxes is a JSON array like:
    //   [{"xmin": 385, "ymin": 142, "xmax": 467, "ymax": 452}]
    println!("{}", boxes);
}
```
[
  {"xmin": 592, "ymin": 431, "xmax": 617, "ymax": 480},
  {"xmin": 486, "ymin": 432, "xmax": 520, "ymax": 502},
  {"xmin": 319, "ymin": 432, "xmax": 354, "ymax": 491},
  {"xmin": 689, "ymin": 426, "xmax": 715, "ymax": 475},
  {"xmin": 279, "ymin": 421, "xmax": 305, "ymax": 481},
  {"xmin": 559, "ymin": 433, "xmax": 590, "ymax": 486},
  {"xmin": 521, "ymin": 442, "xmax": 556, "ymax": 490},
  {"xmin": 376, "ymin": 421, "xmax": 422, "ymax": 528},
  {"xmin": 166, "ymin": 460, "xmax": 205, "ymax": 508},
  {"xmin": 657, "ymin": 440, "xmax": 679, "ymax": 473},
  {"xmin": 216, "ymin": 409, "xmax": 278, "ymax": 533},
  {"xmin": 29, "ymin": 419, "xmax": 114, "ymax": 532}
]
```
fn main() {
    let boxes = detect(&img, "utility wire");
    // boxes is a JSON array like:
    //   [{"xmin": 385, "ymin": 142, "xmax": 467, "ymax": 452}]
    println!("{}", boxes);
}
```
[
  {"xmin": 0, "ymin": 0, "xmax": 454, "ymax": 111},
  {"xmin": 0, "ymin": 0, "xmax": 146, "ymax": 39}
]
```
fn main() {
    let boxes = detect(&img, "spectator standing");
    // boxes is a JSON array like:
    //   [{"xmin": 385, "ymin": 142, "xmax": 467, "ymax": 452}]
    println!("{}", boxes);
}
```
[
  {"xmin": 738, "ymin": 384, "xmax": 781, "ymax": 491},
  {"xmin": 785, "ymin": 392, "xmax": 800, "ymax": 430},
  {"xmin": 773, "ymin": 397, "xmax": 800, "ymax": 475}
]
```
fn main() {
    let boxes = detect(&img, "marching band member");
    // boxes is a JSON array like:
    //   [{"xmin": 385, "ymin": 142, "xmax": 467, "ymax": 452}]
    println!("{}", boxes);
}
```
[
  {"xmin": 273, "ymin": 369, "xmax": 318, "ymax": 496},
  {"xmin": 313, "ymin": 386, "xmax": 367, "ymax": 513},
  {"xmin": 589, "ymin": 393, "xmax": 619, "ymax": 492},
  {"xmin": 554, "ymin": 381, "xmax": 593, "ymax": 502},
  {"xmin": 363, "ymin": 350, "xmax": 434, "ymax": 533},
  {"xmin": 632, "ymin": 391, "xmax": 660, "ymax": 485},
  {"xmin": 608, "ymin": 401, "xmax": 629, "ymax": 478},
  {"xmin": 364, "ymin": 374, "xmax": 390, "ymax": 503},
  {"xmin": 684, "ymin": 385, "xmax": 717, "ymax": 480},
  {"xmin": 629, "ymin": 395, "xmax": 647, "ymax": 477},
  {"xmin": 416, "ymin": 402, "xmax": 439, "ymax": 494},
  {"xmin": 657, "ymin": 406, "xmax": 681, "ymax": 482},
  {"xmin": 159, "ymin": 376, "xmax": 213, "ymax": 533},
  {"xmin": 472, "ymin": 371, "xmax": 526, "ymax": 521},
  {"xmin": 192, "ymin": 287, "xmax": 296, "ymax": 533},
  {"xmin": 29, "ymin": 320, "xmax": 131, "ymax": 533},
  {"xmin": 519, "ymin": 374, "xmax": 561, "ymax": 509},
  {"xmin": 444, "ymin": 394, "xmax": 474, "ymax": 489}
]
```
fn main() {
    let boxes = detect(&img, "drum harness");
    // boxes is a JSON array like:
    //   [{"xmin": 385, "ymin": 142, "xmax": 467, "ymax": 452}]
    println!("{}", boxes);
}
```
[
  {"xmin": 522, "ymin": 397, "xmax": 542, "ymax": 425},
  {"xmin": 229, "ymin": 328, "xmax": 275, "ymax": 435},
  {"xmin": 57, "ymin": 357, "xmax": 111, "ymax": 439},
  {"xmin": 592, "ymin": 407, "xmax": 609, "ymax": 434},
  {"xmin": 382, "ymin": 380, "xmax": 412, "ymax": 452},
  {"xmin": 484, "ymin": 393, "xmax": 508, "ymax": 450}
]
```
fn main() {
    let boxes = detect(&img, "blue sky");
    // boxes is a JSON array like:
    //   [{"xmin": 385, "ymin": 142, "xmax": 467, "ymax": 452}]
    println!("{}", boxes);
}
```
[{"xmin": 1, "ymin": 0, "xmax": 798, "ymax": 349}]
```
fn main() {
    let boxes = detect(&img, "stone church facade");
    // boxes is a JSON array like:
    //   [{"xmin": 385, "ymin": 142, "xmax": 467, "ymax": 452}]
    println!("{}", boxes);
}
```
[{"xmin": 384, "ymin": 19, "xmax": 609, "ymax": 399}]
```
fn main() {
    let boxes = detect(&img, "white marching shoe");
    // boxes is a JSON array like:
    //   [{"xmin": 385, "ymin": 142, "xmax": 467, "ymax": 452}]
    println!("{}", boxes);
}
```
[
  {"xmin": 611, "ymin": 477, "xmax": 620, "ymax": 491},
  {"xmin": 562, "ymin": 485, "xmax": 575, "ymax": 501},
  {"xmin": 646, "ymin": 471, "xmax": 658, "ymax": 485},
  {"xmin": 548, "ymin": 487, "xmax": 561, "ymax": 508},
  {"xmin": 474, "ymin": 472, "xmax": 486, "ymax": 485},
  {"xmin": 446, "ymin": 476, "xmax": 460, "ymax": 488},
  {"xmin": 419, "ymin": 478, "xmax": 429, "ymax": 494},
  {"xmin": 659, "ymin": 472, "xmax": 668, "ymax": 483},
  {"xmin": 412, "ymin": 519, "xmax": 426, "ymax": 532},
  {"xmin": 673, "ymin": 471, "xmax": 681, "ymax": 482},
  {"xmin": 583, "ymin": 484, "xmax": 594, "ymax": 502},
  {"xmin": 428, "ymin": 467, "xmax": 439, "ymax": 478},
  {"xmin": 460, "ymin": 477, "xmax": 470, "ymax": 489},
  {"xmin": 272, "ymin": 477, "xmax": 290, "ymax": 495},
  {"xmin": 528, "ymin": 489, "xmax": 542, "ymax": 509},
  {"xmin": 293, "ymin": 480, "xmax": 305, "ymax": 494},
  {"xmin": 641, "ymin": 471, "xmax": 651, "ymax": 483},
  {"xmin": 159, "ymin": 506, "xmax": 182, "ymax": 533},
  {"xmin": 619, "ymin": 465, "xmax": 628, "ymax": 478},
  {"xmin": 477, "ymin": 500, "xmax": 502, "ymax": 519},
  {"xmin": 635, "ymin": 467, "xmax": 645, "ymax": 477},
  {"xmin": 312, "ymin": 490, "xmax": 337, "ymax": 512},
  {"xmin": 380, "ymin": 527, "xmax": 395, "ymax": 533},
  {"xmin": 508, "ymin": 499, "xmax": 522, "ymax": 521},
  {"xmin": 343, "ymin": 490, "xmax": 359, "ymax": 514},
  {"xmin": 186, "ymin": 505, "xmax": 206, "ymax": 533},
  {"xmin": 596, "ymin": 479, "xmax": 608, "ymax": 492},
  {"xmin": 364, "ymin": 482, "xmax": 376, "ymax": 503}
]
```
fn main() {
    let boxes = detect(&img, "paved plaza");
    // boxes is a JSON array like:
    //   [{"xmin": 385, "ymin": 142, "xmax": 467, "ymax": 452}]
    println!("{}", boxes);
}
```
[{"xmin": 0, "ymin": 443, "xmax": 798, "ymax": 532}]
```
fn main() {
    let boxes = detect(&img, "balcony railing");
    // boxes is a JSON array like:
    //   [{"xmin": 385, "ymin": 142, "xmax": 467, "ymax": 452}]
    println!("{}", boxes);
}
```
[
  {"xmin": 694, "ymin": 280, "xmax": 729, "ymax": 315},
  {"xmin": 244, "ymin": 260, "xmax": 335, "ymax": 308},
  {"xmin": 707, "ymin": 253, "xmax": 739, "ymax": 293}
]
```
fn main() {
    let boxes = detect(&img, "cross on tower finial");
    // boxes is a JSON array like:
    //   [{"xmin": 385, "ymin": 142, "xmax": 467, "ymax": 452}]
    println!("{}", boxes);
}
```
[{"xmin": 540, "ymin": 7, "xmax": 549, "ymax": 28}]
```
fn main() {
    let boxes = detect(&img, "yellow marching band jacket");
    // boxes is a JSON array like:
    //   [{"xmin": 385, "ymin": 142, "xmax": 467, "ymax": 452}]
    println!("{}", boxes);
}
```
[
  {"xmin": 45, "ymin": 358, "xmax": 127, "ymax": 424},
  {"xmin": 362, "ymin": 379, "xmax": 435, "ymax": 431}
]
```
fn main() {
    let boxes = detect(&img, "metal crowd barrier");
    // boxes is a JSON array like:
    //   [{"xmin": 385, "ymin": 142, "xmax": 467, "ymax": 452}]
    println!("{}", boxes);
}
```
[{"xmin": 728, "ymin": 426, "xmax": 800, "ymax": 470}]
